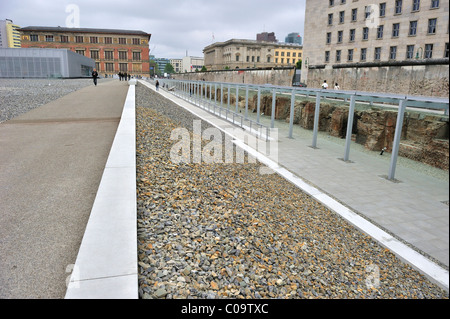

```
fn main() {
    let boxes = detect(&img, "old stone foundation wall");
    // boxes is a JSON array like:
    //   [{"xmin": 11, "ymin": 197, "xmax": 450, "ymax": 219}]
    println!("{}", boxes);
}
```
[
  {"xmin": 306, "ymin": 63, "xmax": 449, "ymax": 98},
  {"xmin": 207, "ymin": 88, "xmax": 449, "ymax": 170}
]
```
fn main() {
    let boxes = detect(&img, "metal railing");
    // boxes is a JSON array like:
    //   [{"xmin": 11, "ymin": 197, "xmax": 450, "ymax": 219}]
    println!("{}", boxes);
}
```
[{"xmin": 154, "ymin": 79, "xmax": 449, "ymax": 181}]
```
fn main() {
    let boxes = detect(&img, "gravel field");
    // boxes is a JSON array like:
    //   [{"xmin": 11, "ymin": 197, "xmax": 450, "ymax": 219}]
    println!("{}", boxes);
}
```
[
  {"xmin": 0, "ymin": 78, "xmax": 110, "ymax": 123},
  {"xmin": 135, "ymin": 83, "xmax": 448, "ymax": 299}
]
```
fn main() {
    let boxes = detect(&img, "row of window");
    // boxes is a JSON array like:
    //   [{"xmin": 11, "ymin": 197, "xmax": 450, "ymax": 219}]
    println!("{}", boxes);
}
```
[
  {"xmin": 327, "ymin": 18, "xmax": 440, "ymax": 44},
  {"xmin": 98, "ymin": 62, "xmax": 140, "ymax": 72},
  {"xmin": 29, "ymin": 34, "xmax": 143, "ymax": 45},
  {"xmin": 328, "ymin": 0, "xmax": 441, "ymax": 25},
  {"xmin": 74, "ymin": 49, "xmax": 141, "ymax": 61},
  {"xmin": 274, "ymin": 51, "xmax": 302, "ymax": 57},
  {"xmin": 325, "ymin": 42, "xmax": 449, "ymax": 62}
]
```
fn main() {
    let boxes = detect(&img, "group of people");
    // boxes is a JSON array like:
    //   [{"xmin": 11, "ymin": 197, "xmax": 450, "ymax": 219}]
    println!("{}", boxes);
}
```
[
  {"xmin": 322, "ymin": 80, "xmax": 341, "ymax": 90},
  {"xmin": 118, "ymin": 72, "xmax": 131, "ymax": 81}
]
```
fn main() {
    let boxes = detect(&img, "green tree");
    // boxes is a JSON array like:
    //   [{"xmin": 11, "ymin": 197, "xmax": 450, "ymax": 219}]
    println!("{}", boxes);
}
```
[
  {"xmin": 201, "ymin": 66, "xmax": 207, "ymax": 72},
  {"xmin": 164, "ymin": 63, "xmax": 175, "ymax": 74},
  {"xmin": 296, "ymin": 59, "xmax": 302, "ymax": 69}
]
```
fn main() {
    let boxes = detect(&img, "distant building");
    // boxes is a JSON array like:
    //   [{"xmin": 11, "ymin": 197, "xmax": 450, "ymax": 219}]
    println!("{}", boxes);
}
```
[
  {"xmin": 203, "ymin": 39, "xmax": 302, "ymax": 70},
  {"xmin": 285, "ymin": 32, "xmax": 302, "ymax": 45},
  {"xmin": 0, "ymin": 19, "xmax": 21, "ymax": 48},
  {"xmin": 256, "ymin": 32, "xmax": 277, "ymax": 42},
  {"xmin": 182, "ymin": 56, "xmax": 204, "ymax": 72},
  {"xmin": 170, "ymin": 58, "xmax": 183, "ymax": 73},
  {"xmin": 18, "ymin": 26, "xmax": 151, "ymax": 77},
  {"xmin": 154, "ymin": 57, "xmax": 170, "ymax": 74},
  {"xmin": 301, "ymin": 0, "xmax": 449, "ymax": 94},
  {"xmin": 0, "ymin": 48, "xmax": 95, "ymax": 78}
]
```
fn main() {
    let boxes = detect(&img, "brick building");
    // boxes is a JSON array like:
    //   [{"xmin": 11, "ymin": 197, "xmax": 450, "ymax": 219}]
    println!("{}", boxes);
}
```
[{"xmin": 19, "ymin": 26, "xmax": 151, "ymax": 77}]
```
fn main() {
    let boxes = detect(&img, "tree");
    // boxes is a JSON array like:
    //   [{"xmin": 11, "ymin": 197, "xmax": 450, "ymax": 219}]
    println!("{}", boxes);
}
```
[
  {"xmin": 164, "ymin": 63, "xmax": 175, "ymax": 74},
  {"xmin": 201, "ymin": 66, "xmax": 207, "ymax": 72},
  {"xmin": 296, "ymin": 59, "xmax": 302, "ymax": 69}
]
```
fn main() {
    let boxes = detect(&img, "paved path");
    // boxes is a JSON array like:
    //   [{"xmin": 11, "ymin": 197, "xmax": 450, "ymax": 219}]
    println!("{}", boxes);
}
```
[
  {"xmin": 142, "ymin": 81, "xmax": 449, "ymax": 289},
  {"xmin": 0, "ymin": 80, "xmax": 129, "ymax": 298}
]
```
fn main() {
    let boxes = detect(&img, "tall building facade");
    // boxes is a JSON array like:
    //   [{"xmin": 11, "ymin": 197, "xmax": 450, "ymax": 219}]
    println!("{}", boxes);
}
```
[
  {"xmin": 203, "ymin": 39, "xmax": 302, "ymax": 70},
  {"xmin": 285, "ymin": 32, "xmax": 303, "ymax": 45},
  {"xmin": 19, "ymin": 26, "xmax": 151, "ymax": 77},
  {"xmin": 301, "ymin": 0, "xmax": 449, "ymax": 95},
  {"xmin": 256, "ymin": 32, "xmax": 278, "ymax": 42},
  {"xmin": 0, "ymin": 19, "xmax": 21, "ymax": 48}
]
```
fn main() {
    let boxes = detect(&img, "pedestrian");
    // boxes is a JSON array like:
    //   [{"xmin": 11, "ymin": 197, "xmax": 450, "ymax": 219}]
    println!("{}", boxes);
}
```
[
  {"xmin": 322, "ymin": 80, "xmax": 328, "ymax": 89},
  {"xmin": 156, "ymin": 80, "xmax": 159, "ymax": 91},
  {"xmin": 124, "ymin": 72, "xmax": 128, "ymax": 81},
  {"xmin": 118, "ymin": 72, "xmax": 122, "ymax": 81},
  {"xmin": 334, "ymin": 83, "xmax": 340, "ymax": 90},
  {"xmin": 92, "ymin": 68, "xmax": 99, "ymax": 86}
]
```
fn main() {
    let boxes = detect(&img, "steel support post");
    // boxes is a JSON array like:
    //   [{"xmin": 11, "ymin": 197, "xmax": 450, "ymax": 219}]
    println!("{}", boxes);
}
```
[
  {"xmin": 235, "ymin": 85, "xmax": 239, "ymax": 113},
  {"xmin": 343, "ymin": 95, "xmax": 356, "ymax": 162},
  {"xmin": 257, "ymin": 87, "xmax": 261, "ymax": 123},
  {"xmin": 271, "ymin": 88, "xmax": 276, "ymax": 128},
  {"xmin": 245, "ymin": 85, "xmax": 249, "ymax": 119},
  {"xmin": 288, "ymin": 89, "xmax": 296, "ymax": 138},
  {"xmin": 311, "ymin": 92, "xmax": 321, "ymax": 148},
  {"xmin": 388, "ymin": 99, "xmax": 407, "ymax": 180}
]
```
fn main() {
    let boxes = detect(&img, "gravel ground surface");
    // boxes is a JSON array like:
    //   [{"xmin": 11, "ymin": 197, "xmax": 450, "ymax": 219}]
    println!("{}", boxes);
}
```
[
  {"xmin": 135, "ymin": 83, "xmax": 448, "ymax": 299},
  {"xmin": 0, "ymin": 78, "xmax": 110, "ymax": 123}
]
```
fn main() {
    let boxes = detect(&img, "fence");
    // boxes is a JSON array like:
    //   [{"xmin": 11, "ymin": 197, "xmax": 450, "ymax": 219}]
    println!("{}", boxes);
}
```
[{"xmin": 155, "ymin": 79, "xmax": 449, "ymax": 181}]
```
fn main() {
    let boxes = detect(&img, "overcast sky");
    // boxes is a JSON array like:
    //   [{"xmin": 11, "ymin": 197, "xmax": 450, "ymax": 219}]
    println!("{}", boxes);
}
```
[{"xmin": 1, "ymin": 0, "xmax": 306, "ymax": 59}]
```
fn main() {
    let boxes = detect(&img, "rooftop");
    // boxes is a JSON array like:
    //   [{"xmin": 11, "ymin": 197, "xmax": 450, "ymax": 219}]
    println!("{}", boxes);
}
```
[{"xmin": 18, "ymin": 26, "xmax": 151, "ymax": 38}]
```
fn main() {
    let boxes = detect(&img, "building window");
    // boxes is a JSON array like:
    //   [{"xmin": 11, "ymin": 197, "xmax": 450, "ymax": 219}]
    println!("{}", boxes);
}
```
[
  {"xmin": 119, "ymin": 38, "xmax": 127, "ymax": 44},
  {"xmin": 406, "ymin": 45, "xmax": 415, "ymax": 59},
  {"xmin": 75, "ymin": 49, "xmax": 85, "ymax": 56},
  {"xmin": 133, "ymin": 38, "xmax": 140, "ymax": 45},
  {"xmin": 45, "ymin": 35, "xmax": 54, "ymax": 42},
  {"xmin": 348, "ymin": 49, "xmax": 354, "ymax": 61},
  {"xmin": 425, "ymin": 44, "xmax": 433, "ymax": 58},
  {"xmin": 246, "ymin": 56, "xmax": 250, "ymax": 62},
  {"xmin": 336, "ymin": 50, "xmax": 341, "ymax": 62},
  {"xmin": 374, "ymin": 47, "xmax": 381, "ymax": 60},
  {"xmin": 30, "ymin": 34, "xmax": 38, "ymax": 41},
  {"xmin": 349, "ymin": 29, "xmax": 355, "ymax": 42},
  {"xmin": 119, "ymin": 51, "xmax": 128, "ymax": 60},
  {"xmin": 133, "ymin": 51, "xmax": 141, "ymax": 61},
  {"xmin": 338, "ymin": 30, "xmax": 343, "ymax": 43},
  {"xmin": 365, "ymin": 6, "xmax": 371, "ymax": 19},
  {"xmin": 90, "ymin": 50, "xmax": 99, "ymax": 59},
  {"xmin": 445, "ymin": 43, "xmax": 449, "ymax": 58},
  {"xmin": 329, "ymin": 0, "xmax": 334, "ymax": 6},
  {"xmin": 390, "ymin": 46, "xmax": 397, "ymax": 59},
  {"xmin": 325, "ymin": 51, "xmax": 330, "ymax": 62},
  {"xmin": 431, "ymin": 0, "xmax": 439, "ymax": 8},
  {"xmin": 90, "ymin": 37, "xmax": 98, "ymax": 44},
  {"xmin": 409, "ymin": 21, "xmax": 418, "ymax": 35},
  {"xmin": 412, "ymin": 0, "xmax": 420, "ymax": 11},
  {"xmin": 392, "ymin": 23, "xmax": 400, "ymax": 37},
  {"xmin": 252, "ymin": 56, "xmax": 255, "ymax": 62},
  {"xmin": 60, "ymin": 35, "xmax": 69, "ymax": 43},
  {"xmin": 281, "ymin": 58, "xmax": 284, "ymax": 64},
  {"xmin": 395, "ymin": 0, "xmax": 403, "ymax": 14},
  {"xmin": 104, "ymin": 51, "xmax": 113, "ymax": 60},
  {"xmin": 119, "ymin": 63, "xmax": 127, "ymax": 72},
  {"xmin": 75, "ymin": 36, "xmax": 83, "ymax": 43},
  {"xmin": 106, "ymin": 63, "xmax": 114, "ymax": 72},
  {"xmin": 326, "ymin": 32, "xmax": 332, "ymax": 44},
  {"xmin": 351, "ymin": 8, "xmax": 358, "ymax": 21},
  {"xmin": 379, "ymin": 3, "xmax": 386, "ymax": 17},
  {"xmin": 377, "ymin": 25, "xmax": 384, "ymax": 39},
  {"xmin": 267, "ymin": 56, "xmax": 271, "ymax": 63},
  {"xmin": 363, "ymin": 27, "xmax": 369, "ymax": 40},
  {"xmin": 428, "ymin": 18, "xmax": 437, "ymax": 34},
  {"xmin": 339, "ymin": 11, "xmax": 345, "ymax": 23},
  {"xmin": 328, "ymin": 13, "xmax": 333, "ymax": 25},
  {"xmin": 236, "ymin": 55, "xmax": 239, "ymax": 62},
  {"xmin": 105, "ymin": 37, "xmax": 112, "ymax": 44},
  {"xmin": 361, "ymin": 48, "xmax": 367, "ymax": 61}
]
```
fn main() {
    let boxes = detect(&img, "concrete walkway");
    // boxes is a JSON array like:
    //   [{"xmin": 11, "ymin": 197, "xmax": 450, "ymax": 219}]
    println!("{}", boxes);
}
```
[
  {"xmin": 0, "ymin": 80, "xmax": 129, "ymax": 298},
  {"xmin": 141, "ymin": 80, "xmax": 449, "ymax": 290}
]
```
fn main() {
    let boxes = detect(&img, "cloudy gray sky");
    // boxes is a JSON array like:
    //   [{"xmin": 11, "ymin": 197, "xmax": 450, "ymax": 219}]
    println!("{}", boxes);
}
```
[{"xmin": 1, "ymin": 0, "xmax": 306, "ymax": 59}]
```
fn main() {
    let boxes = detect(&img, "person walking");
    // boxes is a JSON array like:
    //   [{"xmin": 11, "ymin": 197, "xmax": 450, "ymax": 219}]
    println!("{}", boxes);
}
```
[
  {"xmin": 322, "ymin": 80, "xmax": 328, "ymax": 89},
  {"xmin": 155, "ymin": 80, "xmax": 160, "ymax": 91},
  {"xmin": 334, "ymin": 83, "xmax": 340, "ymax": 90},
  {"xmin": 92, "ymin": 68, "xmax": 99, "ymax": 86}
]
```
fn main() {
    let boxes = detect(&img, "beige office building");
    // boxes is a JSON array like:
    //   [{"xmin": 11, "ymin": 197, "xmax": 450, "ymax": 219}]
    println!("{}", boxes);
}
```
[
  {"xmin": 302, "ymin": 0, "xmax": 449, "ymax": 95},
  {"xmin": 204, "ymin": 39, "xmax": 302, "ymax": 70}
]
